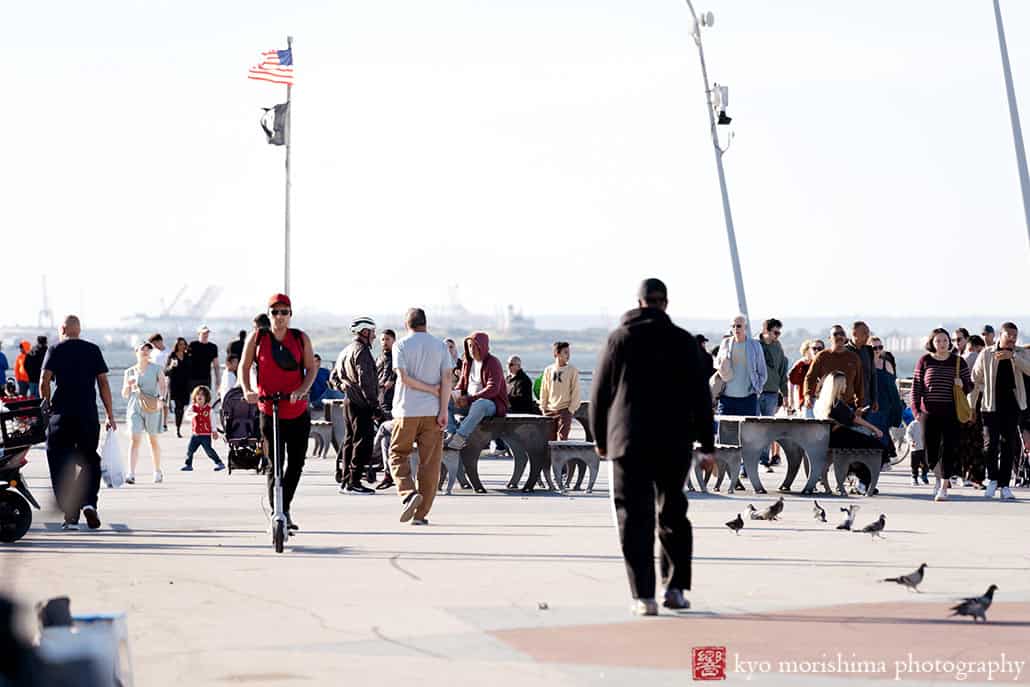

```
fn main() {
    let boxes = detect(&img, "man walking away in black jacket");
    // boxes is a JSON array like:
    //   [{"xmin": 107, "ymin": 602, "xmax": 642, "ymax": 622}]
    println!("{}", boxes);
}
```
[
  {"xmin": 590, "ymin": 278, "xmax": 715, "ymax": 616},
  {"xmin": 25, "ymin": 336, "xmax": 48, "ymax": 397}
]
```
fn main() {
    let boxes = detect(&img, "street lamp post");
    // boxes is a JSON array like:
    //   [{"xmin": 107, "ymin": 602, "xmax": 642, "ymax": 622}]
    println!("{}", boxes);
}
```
[
  {"xmin": 992, "ymin": 0, "xmax": 1030, "ymax": 249},
  {"xmin": 683, "ymin": 1, "xmax": 751, "ymax": 328}
]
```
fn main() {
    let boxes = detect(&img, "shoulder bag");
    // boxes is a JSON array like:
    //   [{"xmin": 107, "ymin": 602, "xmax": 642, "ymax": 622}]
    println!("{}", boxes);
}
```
[{"xmin": 953, "ymin": 356, "xmax": 971, "ymax": 424}]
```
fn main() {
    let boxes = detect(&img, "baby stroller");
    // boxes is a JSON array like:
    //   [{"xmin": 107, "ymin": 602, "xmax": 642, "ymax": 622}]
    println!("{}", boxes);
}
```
[{"xmin": 220, "ymin": 387, "xmax": 267, "ymax": 474}]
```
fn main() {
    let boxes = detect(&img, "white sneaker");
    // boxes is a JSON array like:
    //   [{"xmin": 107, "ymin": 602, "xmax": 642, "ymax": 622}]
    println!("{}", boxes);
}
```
[
  {"xmin": 631, "ymin": 598, "xmax": 658, "ymax": 616},
  {"xmin": 932, "ymin": 477, "xmax": 942, "ymax": 498},
  {"xmin": 985, "ymin": 480, "xmax": 998, "ymax": 498},
  {"xmin": 935, "ymin": 484, "xmax": 949, "ymax": 502},
  {"xmin": 153, "ymin": 470, "xmax": 164, "ymax": 484},
  {"xmin": 950, "ymin": 476, "xmax": 962, "ymax": 489},
  {"xmin": 1001, "ymin": 486, "xmax": 1015, "ymax": 500}
]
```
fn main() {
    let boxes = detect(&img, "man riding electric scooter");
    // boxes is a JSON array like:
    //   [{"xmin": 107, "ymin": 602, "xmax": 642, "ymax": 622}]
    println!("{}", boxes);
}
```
[{"xmin": 239, "ymin": 294, "xmax": 316, "ymax": 551}]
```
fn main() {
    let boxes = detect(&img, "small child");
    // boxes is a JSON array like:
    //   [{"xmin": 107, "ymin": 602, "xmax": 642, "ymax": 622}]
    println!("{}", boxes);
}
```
[
  {"xmin": 906, "ymin": 415, "xmax": 927, "ymax": 486},
  {"xmin": 181, "ymin": 386, "xmax": 225, "ymax": 472}
]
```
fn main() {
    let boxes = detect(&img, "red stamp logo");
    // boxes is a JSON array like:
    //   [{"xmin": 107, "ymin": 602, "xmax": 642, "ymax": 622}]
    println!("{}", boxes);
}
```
[{"xmin": 692, "ymin": 646, "xmax": 727, "ymax": 681}]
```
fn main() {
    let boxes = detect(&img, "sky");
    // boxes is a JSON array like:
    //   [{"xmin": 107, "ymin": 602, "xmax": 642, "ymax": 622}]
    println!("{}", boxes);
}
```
[{"xmin": 4, "ymin": 0, "xmax": 1030, "ymax": 329}]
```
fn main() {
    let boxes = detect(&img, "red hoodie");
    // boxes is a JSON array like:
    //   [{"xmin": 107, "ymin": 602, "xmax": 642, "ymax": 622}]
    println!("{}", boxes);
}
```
[{"xmin": 456, "ymin": 332, "xmax": 509, "ymax": 416}]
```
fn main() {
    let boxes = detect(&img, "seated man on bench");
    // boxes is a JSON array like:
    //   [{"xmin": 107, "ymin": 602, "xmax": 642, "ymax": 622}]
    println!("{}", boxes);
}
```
[{"xmin": 445, "ymin": 332, "xmax": 509, "ymax": 450}]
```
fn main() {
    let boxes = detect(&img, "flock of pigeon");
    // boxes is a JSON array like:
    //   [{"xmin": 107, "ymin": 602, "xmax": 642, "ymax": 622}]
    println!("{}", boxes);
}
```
[{"xmin": 722, "ymin": 498, "xmax": 999, "ymax": 622}]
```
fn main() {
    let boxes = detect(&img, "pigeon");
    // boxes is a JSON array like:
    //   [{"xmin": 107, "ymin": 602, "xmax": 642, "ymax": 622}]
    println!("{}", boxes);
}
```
[
  {"xmin": 812, "ymin": 500, "xmax": 826, "ymax": 523},
  {"xmin": 837, "ymin": 505, "xmax": 859, "ymax": 531},
  {"xmin": 764, "ymin": 496, "xmax": 785, "ymax": 521},
  {"xmin": 747, "ymin": 504, "xmax": 765, "ymax": 520},
  {"xmin": 882, "ymin": 564, "xmax": 927, "ymax": 592},
  {"xmin": 726, "ymin": 513, "xmax": 744, "ymax": 534},
  {"xmin": 950, "ymin": 585, "xmax": 998, "ymax": 623},
  {"xmin": 858, "ymin": 514, "xmax": 887, "ymax": 538}
]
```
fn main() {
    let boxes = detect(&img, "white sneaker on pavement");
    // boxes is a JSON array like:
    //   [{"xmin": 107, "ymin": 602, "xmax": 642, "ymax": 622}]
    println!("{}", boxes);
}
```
[
  {"xmin": 631, "ymin": 599, "xmax": 658, "ymax": 616},
  {"xmin": 985, "ymin": 480, "xmax": 998, "ymax": 499},
  {"xmin": 935, "ymin": 484, "xmax": 949, "ymax": 502},
  {"xmin": 153, "ymin": 470, "xmax": 164, "ymax": 484}
]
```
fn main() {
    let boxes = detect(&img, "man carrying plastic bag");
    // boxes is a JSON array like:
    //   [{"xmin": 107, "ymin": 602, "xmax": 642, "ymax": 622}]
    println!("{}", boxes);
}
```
[{"xmin": 100, "ymin": 431, "xmax": 126, "ymax": 489}]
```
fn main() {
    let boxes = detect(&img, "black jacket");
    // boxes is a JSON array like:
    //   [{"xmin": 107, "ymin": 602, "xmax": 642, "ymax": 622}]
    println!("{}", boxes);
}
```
[
  {"xmin": 24, "ymin": 345, "xmax": 48, "ymax": 383},
  {"xmin": 590, "ymin": 307, "xmax": 714, "ymax": 457},
  {"xmin": 506, "ymin": 369, "xmax": 539, "ymax": 414},
  {"xmin": 336, "ymin": 336, "xmax": 380, "ymax": 413}
]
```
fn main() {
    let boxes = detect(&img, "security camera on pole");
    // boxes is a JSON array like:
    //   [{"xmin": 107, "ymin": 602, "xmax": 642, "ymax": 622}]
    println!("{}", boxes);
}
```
[{"xmin": 684, "ymin": 3, "xmax": 750, "ymax": 332}]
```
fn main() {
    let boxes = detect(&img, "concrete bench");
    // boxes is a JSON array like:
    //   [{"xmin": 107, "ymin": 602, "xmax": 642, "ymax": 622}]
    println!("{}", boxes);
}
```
[
  {"xmin": 715, "ymin": 416, "xmax": 833, "ymax": 495},
  {"xmin": 308, "ymin": 420, "xmax": 333, "ymax": 459},
  {"xmin": 572, "ymin": 402, "xmax": 594, "ymax": 443},
  {"xmin": 457, "ymin": 414, "xmax": 557, "ymax": 493},
  {"xmin": 688, "ymin": 445, "xmax": 742, "ymax": 493},
  {"xmin": 825, "ymin": 448, "xmax": 884, "ymax": 497},
  {"xmin": 548, "ymin": 441, "xmax": 600, "ymax": 494}
]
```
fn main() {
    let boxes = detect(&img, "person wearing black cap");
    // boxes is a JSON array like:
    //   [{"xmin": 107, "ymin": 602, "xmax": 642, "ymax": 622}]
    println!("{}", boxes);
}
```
[
  {"xmin": 590, "ymin": 278, "xmax": 715, "ymax": 616},
  {"xmin": 982, "ymin": 325, "xmax": 996, "ymax": 349}
]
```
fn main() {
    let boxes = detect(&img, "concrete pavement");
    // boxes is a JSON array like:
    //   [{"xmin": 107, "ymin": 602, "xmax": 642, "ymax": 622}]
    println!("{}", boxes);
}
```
[{"xmin": 3, "ymin": 432, "xmax": 1029, "ymax": 685}]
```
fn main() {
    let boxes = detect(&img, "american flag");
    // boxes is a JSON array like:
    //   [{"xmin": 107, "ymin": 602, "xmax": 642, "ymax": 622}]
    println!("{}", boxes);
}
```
[{"xmin": 248, "ymin": 48, "xmax": 294, "ymax": 86}]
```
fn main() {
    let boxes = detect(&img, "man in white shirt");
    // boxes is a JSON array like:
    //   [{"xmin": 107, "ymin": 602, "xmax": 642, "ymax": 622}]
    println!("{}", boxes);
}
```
[{"xmin": 388, "ymin": 308, "xmax": 452, "ymax": 525}]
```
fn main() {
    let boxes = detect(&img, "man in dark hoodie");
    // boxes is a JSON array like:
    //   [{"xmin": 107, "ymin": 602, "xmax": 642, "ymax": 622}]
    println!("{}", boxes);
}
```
[
  {"xmin": 445, "ymin": 331, "xmax": 508, "ymax": 450},
  {"xmin": 590, "ymin": 278, "xmax": 715, "ymax": 617},
  {"xmin": 335, "ymin": 316, "xmax": 382, "ymax": 495},
  {"xmin": 25, "ymin": 336, "xmax": 49, "ymax": 397}
]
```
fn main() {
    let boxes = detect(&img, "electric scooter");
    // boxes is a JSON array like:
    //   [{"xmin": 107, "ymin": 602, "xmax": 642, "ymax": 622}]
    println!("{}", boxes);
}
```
[{"xmin": 259, "ymin": 393, "xmax": 289, "ymax": 553}]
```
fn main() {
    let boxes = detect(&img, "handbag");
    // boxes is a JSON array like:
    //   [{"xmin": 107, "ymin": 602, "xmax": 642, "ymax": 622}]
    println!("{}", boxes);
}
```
[
  {"xmin": 132, "ymin": 366, "xmax": 160, "ymax": 413},
  {"xmin": 953, "ymin": 356, "xmax": 972, "ymax": 424}
]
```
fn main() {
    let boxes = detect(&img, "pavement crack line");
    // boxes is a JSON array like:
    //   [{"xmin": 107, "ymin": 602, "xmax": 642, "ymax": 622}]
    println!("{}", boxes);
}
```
[
  {"xmin": 371, "ymin": 626, "xmax": 447, "ymax": 660},
  {"xmin": 390, "ymin": 554, "xmax": 421, "ymax": 581}
]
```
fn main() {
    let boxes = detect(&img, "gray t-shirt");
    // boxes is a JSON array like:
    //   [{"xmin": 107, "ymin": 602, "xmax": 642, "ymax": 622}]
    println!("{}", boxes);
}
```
[{"xmin": 392, "ymin": 331, "xmax": 451, "ymax": 418}]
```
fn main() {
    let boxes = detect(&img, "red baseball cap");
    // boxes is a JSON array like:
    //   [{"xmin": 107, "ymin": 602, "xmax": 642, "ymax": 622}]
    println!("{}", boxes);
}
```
[{"xmin": 268, "ymin": 293, "xmax": 292, "ymax": 308}]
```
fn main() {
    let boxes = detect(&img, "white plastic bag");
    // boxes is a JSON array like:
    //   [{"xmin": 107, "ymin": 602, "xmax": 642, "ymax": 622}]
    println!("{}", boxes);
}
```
[{"xmin": 100, "ymin": 430, "xmax": 126, "ymax": 488}]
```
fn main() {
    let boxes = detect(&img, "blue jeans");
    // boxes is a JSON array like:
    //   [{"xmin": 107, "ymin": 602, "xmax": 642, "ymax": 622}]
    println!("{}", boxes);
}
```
[
  {"xmin": 758, "ymin": 391, "xmax": 780, "ymax": 465},
  {"xmin": 186, "ymin": 435, "xmax": 222, "ymax": 466},
  {"xmin": 716, "ymin": 394, "xmax": 758, "ymax": 417},
  {"xmin": 28, "ymin": 382, "xmax": 39, "ymax": 397},
  {"xmin": 455, "ymin": 398, "xmax": 497, "ymax": 438}
]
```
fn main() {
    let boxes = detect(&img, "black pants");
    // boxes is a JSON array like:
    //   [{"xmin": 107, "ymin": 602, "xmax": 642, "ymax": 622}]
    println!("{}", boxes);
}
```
[
  {"xmin": 342, "ymin": 401, "xmax": 375, "ymax": 485},
  {"xmin": 171, "ymin": 393, "xmax": 189, "ymax": 432},
  {"xmin": 983, "ymin": 410, "xmax": 1021, "ymax": 488},
  {"xmin": 260, "ymin": 411, "xmax": 310, "ymax": 514},
  {"xmin": 611, "ymin": 453, "xmax": 692, "ymax": 600},
  {"xmin": 911, "ymin": 449, "xmax": 928, "ymax": 478},
  {"xmin": 45, "ymin": 415, "xmax": 102, "ymax": 523},
  {"xmin": 924, "ymin": 412, "xmax": 960, "ymax": 478}
]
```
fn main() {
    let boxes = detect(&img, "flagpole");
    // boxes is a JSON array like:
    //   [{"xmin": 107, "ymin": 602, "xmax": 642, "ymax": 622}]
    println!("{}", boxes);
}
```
[{"xmin": 284, "ymin": 35, "xmax": 293, "ymax": 294}]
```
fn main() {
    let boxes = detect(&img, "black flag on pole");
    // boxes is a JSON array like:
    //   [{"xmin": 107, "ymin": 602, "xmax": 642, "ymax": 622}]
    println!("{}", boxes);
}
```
[{"xmin": 260, "ymin": 102, "xmax": 290, "ymax": 145}]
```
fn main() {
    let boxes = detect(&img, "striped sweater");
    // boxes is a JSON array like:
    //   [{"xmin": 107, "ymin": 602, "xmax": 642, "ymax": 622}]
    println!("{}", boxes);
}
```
[{"xmin": 911, "ymin": 353, "xmax": 972, "ymax": 417}]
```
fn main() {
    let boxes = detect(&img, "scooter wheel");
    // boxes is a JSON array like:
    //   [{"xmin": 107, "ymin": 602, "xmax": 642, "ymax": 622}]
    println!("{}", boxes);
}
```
[
  {"xmin": 273, "ymin": 520, "xmax": 285, "ymax": 553},
  {"xmin": 0, "ymin": 491, "xmax": 32, "ymax": 543}
]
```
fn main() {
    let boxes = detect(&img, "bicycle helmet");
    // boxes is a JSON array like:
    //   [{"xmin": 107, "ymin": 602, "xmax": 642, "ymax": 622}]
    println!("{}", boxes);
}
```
[{"xmin": 351, "ymin": 316, "xmax": 376, "ymax": 335}]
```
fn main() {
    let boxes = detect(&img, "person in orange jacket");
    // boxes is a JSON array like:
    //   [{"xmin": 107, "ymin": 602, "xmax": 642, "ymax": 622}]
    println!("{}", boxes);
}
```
[{"xmin": 14, "ymin": 340, "xmax": 31, "ymax": 395}]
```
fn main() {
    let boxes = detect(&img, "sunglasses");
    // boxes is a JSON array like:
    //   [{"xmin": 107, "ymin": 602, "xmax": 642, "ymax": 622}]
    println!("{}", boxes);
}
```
[
  {"xmin": 812, "ymin": 347, "xmax": 825, "ymax": 353},
  {"xmin": 872, "ymin": 345, "xmax": 884, "ymax": 350},
  {"xmin": 832, "ymin": 332, "xmax": 846, "ymax": 338},
  {"xmin": 732, "ymin": 324, "xmax": 745, "ymax": 329},
  {"xmin": 270, "ymin": 308, "xmax": 292, "ymax": 316}
]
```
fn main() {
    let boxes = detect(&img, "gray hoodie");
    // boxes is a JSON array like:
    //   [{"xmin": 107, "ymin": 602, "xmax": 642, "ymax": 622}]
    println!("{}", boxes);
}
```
[{"xmin": 760, "ymin": 337, "xmax": 788, "ymax": 397}]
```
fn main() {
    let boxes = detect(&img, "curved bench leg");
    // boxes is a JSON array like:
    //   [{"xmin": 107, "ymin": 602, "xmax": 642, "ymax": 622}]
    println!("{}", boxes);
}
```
[
  {"xmin": 460, "ymin": 436, "xmax": 490, "ymax": 493},
  {"xmin": 586, "ymin": 459, "xmax": 599, "ymax": 493},
  {"xmin": 865, "ymin": 459, "xmax": 882, "ymax": 496},
  {"xmin": 779, "ymin": 444, "xmax": 803, "ymax": 492},
  {"xmin": 509, "ymin": 449, "xmax": 528, "ymax": 489},
  {"xmin": 741, "ymin": 446, "xmax": 766, "ymax": 494},
  {"xmin": 551, "ymin": 454, "xmax": 569, "ymax": 495},
  {"xmin": 832, "ymin": 457, "xmax": 849, "ymax": 496},
  {"xmin": 572, "ymin": 460, "xmax": 586, "ymax": 491}
]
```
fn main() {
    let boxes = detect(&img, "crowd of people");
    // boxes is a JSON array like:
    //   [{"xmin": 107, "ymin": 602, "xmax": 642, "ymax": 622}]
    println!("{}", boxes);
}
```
[
  {"xmin": 5, "ymin": 281, "xmax": 1029, "ymax": 617},
  {"xmin": 705, "ymin": 318, "xmax": 1030, "ymax": 500}
]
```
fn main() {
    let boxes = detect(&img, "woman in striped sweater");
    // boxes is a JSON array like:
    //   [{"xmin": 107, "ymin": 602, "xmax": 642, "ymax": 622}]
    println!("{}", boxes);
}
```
[{"xmin": 911, "ymin": 328, "xmax": 973, "ymax": 501}]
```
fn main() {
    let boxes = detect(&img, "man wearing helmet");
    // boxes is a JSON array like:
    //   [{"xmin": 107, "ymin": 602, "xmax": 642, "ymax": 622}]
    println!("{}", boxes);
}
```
[{"xmin": 335, "ymin": 316, "xmax": 382, "ymax": 495}]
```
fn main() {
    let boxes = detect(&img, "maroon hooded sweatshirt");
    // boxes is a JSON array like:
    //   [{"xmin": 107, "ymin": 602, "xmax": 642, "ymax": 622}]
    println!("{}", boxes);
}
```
[{"xmin": 456, "ymin": 331, "xmax": 509, "ymax": 417}]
